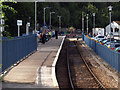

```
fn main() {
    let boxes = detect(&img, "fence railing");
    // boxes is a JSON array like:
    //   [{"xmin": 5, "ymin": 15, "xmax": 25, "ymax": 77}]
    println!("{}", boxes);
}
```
[
  {"xmin": 2, "ymin": 34, "xmax": 37, "ymax": 72},
  {"xmin": 83, "ymin": 35, "xmax": 120, "ymax": 72}
]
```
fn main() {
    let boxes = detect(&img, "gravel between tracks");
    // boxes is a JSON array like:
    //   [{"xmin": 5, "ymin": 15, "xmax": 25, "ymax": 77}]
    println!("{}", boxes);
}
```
[
  {"xmin": 78, "ymin": 38, "xmax": 119, "ymax": 88},
  {"xmin": 56, "ymin": 38, "xmax": 119, "ymax": 89},
  {"xmin": 68, "ymin": 41, "xmax": 100, "ymax": 88}
]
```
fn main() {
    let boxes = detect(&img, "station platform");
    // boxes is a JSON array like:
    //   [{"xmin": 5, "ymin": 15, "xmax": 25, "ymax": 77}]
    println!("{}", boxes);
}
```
[{"xmin": 2, "ymin": 36, "xmax": 65, "ymax": 89}]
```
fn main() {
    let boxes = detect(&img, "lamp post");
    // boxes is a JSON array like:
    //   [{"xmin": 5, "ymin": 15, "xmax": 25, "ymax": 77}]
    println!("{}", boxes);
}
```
[
  {"xmin": 82, "ymin": 12, "xmax": 84, "ymax": 35},
  {"xmin": 29, "ymin": 16, "xmax": 31, "ymax": 29},
  {"xmin": 35, "ymin": 0, "xmax": 37, "ymax": 34},
  {"xmin": 108, "ymin": 6, "xmax": 112, "ymax": 47},
  {"xmin": 86, "ymin": 14, "xmax": 88, "ymax": 35},
  {"xmin": 50, "ymin": 12, "xmax": 55, "ymax": 30},
  {"xmin": 93, "ymin": 13, "xmax": 95, "ymax": 37},
  {"xmin": 44, "ymin": 7, "xmax": 50, "ymax": 29},
  {"xmin": 57, "ymin": 16, "xmax": 61, "ymax": 32}
]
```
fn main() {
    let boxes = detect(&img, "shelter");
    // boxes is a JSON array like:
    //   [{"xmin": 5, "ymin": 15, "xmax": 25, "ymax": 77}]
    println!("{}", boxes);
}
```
[{"xmin": 105, "ymin": 21, "xmax": 120, "ymax": 39}]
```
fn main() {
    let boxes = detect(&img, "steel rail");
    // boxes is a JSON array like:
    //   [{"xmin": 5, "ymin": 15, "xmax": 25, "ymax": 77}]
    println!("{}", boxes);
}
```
[
  {"xmin": 75, "ymin": 41, "xmax": 107, "ymax": 90},
  {"xmin": 66, "ymin": 41, "xmax": 75, "ymax": 90}
]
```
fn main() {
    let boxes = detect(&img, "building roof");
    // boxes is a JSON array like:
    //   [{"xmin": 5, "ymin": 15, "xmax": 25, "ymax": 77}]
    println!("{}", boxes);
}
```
[{"xmin": 114, "ymin": 21, "xmax": 120, "ymax": 25}]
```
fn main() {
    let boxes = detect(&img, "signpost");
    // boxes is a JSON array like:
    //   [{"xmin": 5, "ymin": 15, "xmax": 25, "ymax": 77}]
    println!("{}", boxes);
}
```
[
  {"xmin": 0, "ymin": 19, "xmax": 5, "ymax": 36},
  {"xmin": 26, "ymin": 22, "xmax": 30, "ymax": 35},
  {"xmin": 17, "ymin": 20, "xmax": 22, "ymax": 37}
]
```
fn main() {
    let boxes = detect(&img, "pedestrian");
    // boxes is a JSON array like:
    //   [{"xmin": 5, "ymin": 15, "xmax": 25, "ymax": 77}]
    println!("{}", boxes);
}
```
[
  {"xmin": 48, "ymin": 31, "xmax": 52, "ymax": 39},
  {"xmin": 41, "ymin": 32, "xmax": 46, "ymax": 44},
  {"xmin": 37, "ymin": 32, "xmax": 40, "ymax": 46},
  {"xmin": 55, "ymin": 30, "xmax": 58, "ymax": 39}
]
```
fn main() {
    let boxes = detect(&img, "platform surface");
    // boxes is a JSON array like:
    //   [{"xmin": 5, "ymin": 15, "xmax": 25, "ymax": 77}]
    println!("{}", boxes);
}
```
[{"xmin": 3, "ymin": 36, "xmax": 65, "ymax": 88}]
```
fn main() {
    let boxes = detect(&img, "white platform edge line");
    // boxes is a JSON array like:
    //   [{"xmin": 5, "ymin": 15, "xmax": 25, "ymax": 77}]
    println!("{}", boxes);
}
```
[{"xmin": 52, "ymin": 36, "xmax": 66, "ymax": 88}]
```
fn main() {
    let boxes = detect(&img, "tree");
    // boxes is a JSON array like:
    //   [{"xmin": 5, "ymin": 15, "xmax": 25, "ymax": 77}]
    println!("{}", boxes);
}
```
[
  {"xmin": 0, "ymin": 0, "xmax": 17, "ymax": 37},
  {"xmin": 2, "ymin": 2, "xmax": 120, "ymax": 36}
]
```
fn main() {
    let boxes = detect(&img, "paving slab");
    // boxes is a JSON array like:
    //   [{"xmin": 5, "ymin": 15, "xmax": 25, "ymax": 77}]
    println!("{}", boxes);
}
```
[{"xmin": 2, "ymin": 36, "xmax": 65, "ymax": 88}]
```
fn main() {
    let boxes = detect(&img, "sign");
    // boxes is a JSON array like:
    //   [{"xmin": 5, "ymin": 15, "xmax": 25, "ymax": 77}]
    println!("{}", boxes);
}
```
[
  {"xmin": 27, "ymin": 22, "xmax": 30, "ymax": 27},
  {"xmin": 17, "ymin": 20, "xmax": 22, "ymax": 26},
  {"xmin": 1, "ymin": 19, "xmax": 5, "ymax": 25}
]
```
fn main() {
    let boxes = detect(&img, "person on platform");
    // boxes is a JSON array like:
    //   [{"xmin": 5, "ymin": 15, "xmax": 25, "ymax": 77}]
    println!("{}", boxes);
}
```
[{"xmin": 41, "ymin": 32, "xmax": 46, "ymax": 44}]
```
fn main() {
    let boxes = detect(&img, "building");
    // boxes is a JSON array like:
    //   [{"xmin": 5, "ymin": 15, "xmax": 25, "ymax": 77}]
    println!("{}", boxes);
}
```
[
  {"xmin": 92, "ymin": 28, "xmax": 104, "ymax": 36},
  {"xmin": 105, "ymin": 21, "xmax": 120, "ymax": 39}
]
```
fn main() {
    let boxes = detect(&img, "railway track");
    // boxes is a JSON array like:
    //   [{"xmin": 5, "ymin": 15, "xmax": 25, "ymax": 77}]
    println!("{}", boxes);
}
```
[{"xmin": 66, "ymin": 40, "xmax": 106, "ymax": 89}]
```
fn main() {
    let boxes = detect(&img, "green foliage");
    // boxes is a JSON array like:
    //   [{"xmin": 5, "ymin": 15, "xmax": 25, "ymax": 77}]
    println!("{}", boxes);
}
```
[
  {"xmin": 0, "ymin": 64, "xmax": 2, "ymax": 69},
  {"xmin": 2, "ymin": 5, "xmax": 17, "ymax": 13},
  {"xmin": 0, "ymin": 64, "xmax": 2, "ymax": 80},
  {"xmin": 2, "ymin": 2, "xmax": 120, "ymax": 36},
  {"xmin": 2, "ymin": 31, "xmax": 13, "ymax": 39},
  {"xmin": 1, "ymin": 0, "xmax": 17, "ymax": 37},
  {"xmin": 83, "ymin": 2, "xmax": 98, "ymax": 16}
]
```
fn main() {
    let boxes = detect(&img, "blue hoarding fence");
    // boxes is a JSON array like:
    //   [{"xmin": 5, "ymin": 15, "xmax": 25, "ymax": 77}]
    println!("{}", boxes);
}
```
[
  {"xmin": 2, "ymin": 34, "xmax": 37, "ymax": 72},
  {"xmin": 83, "ymin": 35, "xmax": 120, "ymax": 72}
]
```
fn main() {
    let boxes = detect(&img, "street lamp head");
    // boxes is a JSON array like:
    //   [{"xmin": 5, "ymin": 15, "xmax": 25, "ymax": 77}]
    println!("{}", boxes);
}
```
[
  {"xmin": 46, "ymin": 7, "xmax": 51, "ymax": 9},
  {"xmin": 93, "ymin": 13, "xmax": 95, "ymax": 16},
  {"xmin": 108, "ymin": 6, "xmax": 112, "ymax": 11},
  {"xmin": 50, "ymin": 12, "xmax": 55, "ymax": 14},
  {"xmin": 57, "ymin": 15, "xmax": 61, "ymax": 17},
  {"xmin": 51, "ymin": 12, "xmax": 55, "ymax": 14}
]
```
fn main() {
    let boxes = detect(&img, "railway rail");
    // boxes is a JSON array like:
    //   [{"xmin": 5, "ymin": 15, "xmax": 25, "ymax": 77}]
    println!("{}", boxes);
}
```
[{"xmin": 66, "ymin": 40, "xmax": 106, "ymax": 89}]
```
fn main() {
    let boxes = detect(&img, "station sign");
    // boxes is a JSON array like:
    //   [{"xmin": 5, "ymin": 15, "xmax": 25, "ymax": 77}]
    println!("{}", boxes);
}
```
[
  {"xmin": 27, "ymin": 22, "xmax": 30, "ymax": 27},
  {"xmin": 17, "ymin": 20, "xmax": 22, "ymax": 26},
  {"xmin": 1, "ymin": 19, "xmax": 5, "ymax": 25}
]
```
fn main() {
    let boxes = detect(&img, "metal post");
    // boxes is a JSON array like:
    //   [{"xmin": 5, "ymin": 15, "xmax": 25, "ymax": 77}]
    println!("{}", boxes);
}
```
[
  {"xmin": 82, "ymin": 12, "xmax": 84, "ymax": 35},
  {"xmin": 60, "ymin": 16, "xmax": 61, "ymax": 31},
  {"xmin": 35, "ymin": 0, "xmax": 37, "ymax": 34},
  {"xmin": 44, "ymin": 8, "xmax": 46, "ymax": 27},
  {"xmin": 86, "ymin": 14, "xmax": 88, "ymax": 35},
  {"xmin": 58, "ymin": 16, "xmax": 61, "ymax": 32},
  {"xmin": 110, "ymin": 11, "xmax": 111, "ymax": 47},
  {"xmin": 108, "ymin": 6, "xmax": 112, "ymax": 47},
  {"xmin": 26, "ymin": 24, "xmax": 28, "ymax": 35},
  {"xmin": 50, "ymin": 12, "xmax": 51, "ymax": 30},
  {"xmin": 94, "ymin": 14, "xmax": 95, "ymax": 36},
  {"xmin": 44, "ymin": 7, "xmax": 50, "ymax": 31},
  {"xmin": 18, "ymin": 26, "xmax": 20, "ymax": 37},
  {"xmin": 93, "ymin": 13, "xmax": 95, "ymax": 37}
]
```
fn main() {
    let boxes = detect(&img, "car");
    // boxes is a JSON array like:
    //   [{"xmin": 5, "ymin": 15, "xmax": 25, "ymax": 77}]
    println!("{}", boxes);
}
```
[
  {"xmin": 98, "ymin": 39, "xmax": 107, "ymax": 43},
  {"xmin": 107, "ymin": 43, "xmax": 120, "ymax": 50},
  {"xmin": 104, "ymin": 40, "xmax": 116, "ymax": 46},
  {"xmin": 115, "ymin": 47, "xmax": 120, "ymax": 52},
  {"xmin": 102, "ymin": 39, "xmax": 117, "ymax": 45},
  {"xmin": 94, "ymin": 35, "xmax": 105, "ymax": 40}
]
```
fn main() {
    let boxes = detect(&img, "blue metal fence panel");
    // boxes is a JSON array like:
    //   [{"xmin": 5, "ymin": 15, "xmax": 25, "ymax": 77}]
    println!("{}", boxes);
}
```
[
  {"xmin": 0, "ymin": 37, "xmax": 2, "ymax": 72},
  {"xmin": 118, "ymin": 53, "xmax": 120, "ymax": 72},
  {"xmin": 2, "ymin": 34, "xmax": 37, "ymax": 72},
  {"xmin": 83, "ymin": 35, "xmax": 119, "ymax": 72}
]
